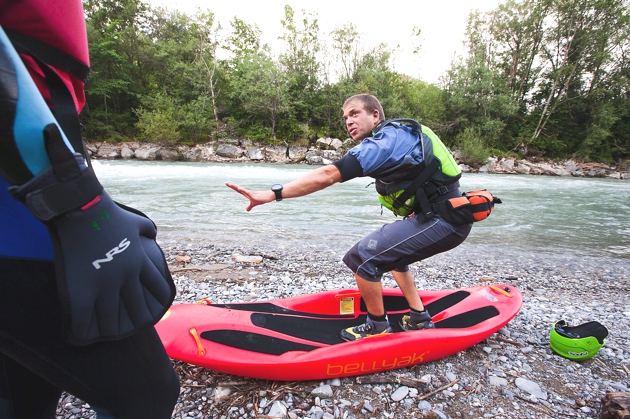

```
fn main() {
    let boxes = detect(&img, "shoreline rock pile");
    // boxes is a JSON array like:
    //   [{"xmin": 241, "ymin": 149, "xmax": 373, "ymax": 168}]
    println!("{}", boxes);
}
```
[{"xmin": 86, "ymin": 139, "xmax": 630, "ymax": 180}]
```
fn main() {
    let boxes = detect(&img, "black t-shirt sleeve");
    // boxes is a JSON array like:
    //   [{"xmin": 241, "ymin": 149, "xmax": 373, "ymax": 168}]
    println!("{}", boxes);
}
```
[{"xmin": 332, "ymin": 154, "xmax": 363, "ymax": 182}]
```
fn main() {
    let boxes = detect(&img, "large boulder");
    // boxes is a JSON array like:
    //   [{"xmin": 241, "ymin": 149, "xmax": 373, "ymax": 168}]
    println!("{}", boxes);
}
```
[
  {"xmin": 216, "ymin": 144, "xmax": 243, "ymax": 159},
  {"xmin": 515, "ymin": 161, "xmax": 531, "ymax": 174},
  {"xmin": 246, "ymin": 147, "xmax": 264, "ymax": 160},
  {"xmin": 264, "ymin": 145, "xmax": 288, "ymax": 162},
  {"xmin": 305, "ymin": 150, "xmax": 325, "ymax": 165},
  {"xmin": 537, "ymin": 163, "xmax": 567, "ymax": 176},
  {"xmin": 316, "ymin": 137, "xmax": 343, "ymax": 150},
  {"xmin": 563, "ymin": 160, "xmax": 584, "ymax": 177},
  {"xmin": 95, "ymin": 143, "xmax": 121, "ymax": 159},
  {"xmin": 477, "ymin": 164, "xmax": 495, "ymax": 174},
  {"xmin": 159, "ymin": 148, "xmax": 181, "ymax": 161},
  {"xmin": 499, "ymin": 158, "xmax": 515, "ymax": 171},
  {"xmin": 588, "ymin": 167, "xmax": 608, "ymax": 177},
  {"xmin": 120, "ymin": 147, "xmax": 135, "ymax": 159},
  {"xmin": 199, "ymin": 144, "xmax": 215, "ymax": 160},
  {"xmin": 322, "ymin": 150, "xmax": 340, "ymax": 161},
  {"xmin": 182, "ymin": 146, "xmax": 202, "ymax": 161},
  {"xmin": 288, "ymin": 146, "xmax": 308, "ymax": 162},
  {"xmin": 135, "ymin": 146, "xmax": 161, "ymax": 161},
  {"xmin": 85, "ymin": 142, "xmax": 100, "ymax": 156}
]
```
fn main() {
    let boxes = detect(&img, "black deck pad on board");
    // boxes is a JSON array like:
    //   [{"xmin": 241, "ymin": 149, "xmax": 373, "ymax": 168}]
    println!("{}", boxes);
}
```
[
  {"xmin": 210, "ymin": 302, "xmax": 354, "ymax": 318},
  {"xmin": 251, "ymin": 313, "xmax": 364, "ymax": 345},
  {"xmin": 201, "ymin": 305, "xmax": 501, "ymax": 353},
  {"xmin": 211, "ymin": 290, "xmax": 471, "ymax": 319},
  {"xmin": 250, "ymin": 305, "xmax": 500, "ymax": 345},
  {"xmin": 434, "ymin": 306, "xmax": 500, "ymax": 328},
  {"xmin": 200, "ymin": 330, "xmax": 320, "ymax": 355}
]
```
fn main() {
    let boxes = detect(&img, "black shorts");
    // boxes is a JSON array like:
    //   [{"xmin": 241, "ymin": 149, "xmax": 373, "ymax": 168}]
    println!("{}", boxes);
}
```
[
  {"xmin": 343, "ymin": 192, "xmax": 472, "ymax": 282},
  {"xmin": 0, "ymin": 258, "xmax": 180, "ymax": 419}
]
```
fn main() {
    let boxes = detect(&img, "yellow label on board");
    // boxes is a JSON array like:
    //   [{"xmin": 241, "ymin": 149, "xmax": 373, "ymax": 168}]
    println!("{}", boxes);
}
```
[{"xmin": 340, "ymin": 297, "xmax": 355, "ymax": 314}]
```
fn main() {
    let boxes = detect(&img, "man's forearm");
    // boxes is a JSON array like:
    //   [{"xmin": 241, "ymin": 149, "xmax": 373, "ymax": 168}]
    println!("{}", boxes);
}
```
[{"xmin": 282, "ymin": 165, "xmax": 342, "ymax": 199}]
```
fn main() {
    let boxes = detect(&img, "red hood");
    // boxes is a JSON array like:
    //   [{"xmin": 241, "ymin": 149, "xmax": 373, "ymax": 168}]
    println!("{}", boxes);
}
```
[
  {"xmin": 0, "ymin": 0, "xmax": 88, "ymax": 66},
  {"xmin": 0, "ymin": 0, "xmax": 88, "ymax": 111}
]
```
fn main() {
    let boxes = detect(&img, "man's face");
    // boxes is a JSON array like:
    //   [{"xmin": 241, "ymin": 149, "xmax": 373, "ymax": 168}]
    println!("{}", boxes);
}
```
[{"xmin": 342, "ymin": 100, "xmax": 380, "ymax": 141}]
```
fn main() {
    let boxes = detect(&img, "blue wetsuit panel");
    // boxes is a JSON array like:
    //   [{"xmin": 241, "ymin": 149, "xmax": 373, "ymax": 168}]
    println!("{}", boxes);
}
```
[
  {"xmin": 0, "ymin": 27, "xmax": 75, "ymax": 177},
  {"xmin": 0, "ymin": 176, "xmax": 53, "ymax": 260}
]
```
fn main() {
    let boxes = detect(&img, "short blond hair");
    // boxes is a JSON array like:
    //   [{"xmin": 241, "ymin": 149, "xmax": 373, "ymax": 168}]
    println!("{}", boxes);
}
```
[{"xmin": 343, "ymin": 94, "xmax": 386, "ymax": 122}]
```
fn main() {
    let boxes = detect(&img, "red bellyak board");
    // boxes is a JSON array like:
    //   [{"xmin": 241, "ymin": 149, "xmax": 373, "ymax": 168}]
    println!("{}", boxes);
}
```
[{"xmin": 156, "ymin": 284, "xmax": 522, "ymax": 381}]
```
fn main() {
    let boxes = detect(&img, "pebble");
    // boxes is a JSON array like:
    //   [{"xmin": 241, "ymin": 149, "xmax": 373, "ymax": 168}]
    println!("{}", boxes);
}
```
[
  {"xmin": 311, "ymin": 384, "xmax": 333, "ymax": 398},
  {"xmin": 211, "ymin": 386, "xmax": 231, "ymax": 403},
  {"xmin": 489, "ymin": 376, "xmax": 508, "ymax": 387},
  {"xmin": 417, "ymin": 400, "xmax": 432, "ymax": 411},
  {"xmin": 267, "ymin": 401, "xmax": 287, "ymax": 418},
  {"xmin": 362, "ymin": 401, "xmax": 374, "ymax": 413},
  {"xmin": 56, "ymin": 240, "xmax": 630, "ymax": 419},
  {"xmin": 390, "ymin": 386, "xmax": 408, "ymax": 401}
]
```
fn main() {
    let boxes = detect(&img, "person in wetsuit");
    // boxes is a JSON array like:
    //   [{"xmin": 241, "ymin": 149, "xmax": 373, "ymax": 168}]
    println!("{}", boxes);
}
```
[
  {"xmin": 0, "ymin": 1, "xmax": 179, "ymax": 417},
  {"xmin": 226, "ymin": 94, "xmax": 472, "ymax": 341}
]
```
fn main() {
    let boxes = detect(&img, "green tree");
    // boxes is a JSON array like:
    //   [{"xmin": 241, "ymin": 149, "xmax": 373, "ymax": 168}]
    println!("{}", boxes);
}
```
[
  {"xmin": 443, "ymin": 11, "xmax": 519, "ymax": 150},
  {"xmin": 330, "ymin": 23, "xmax": 363, "ymax": 81},
  {"xmin": 141, "ymin": 7, "xmax": 223, "ymax": 142},
  {"xmin": 278, "ymin": 5, "xmax": 322, "ymax": 137},
  {"xmin": 488, "ymin": 0, "xmax": 547, "ymax": 103},
  {"xmin": 226, "ymin": 17, "xmax": 263, "ymax": 63},
  {"xmin": 135, "ymin": 93, "xmax": 181, "ymax": 144},
  {"xmin": 79, "ymin": 0, "xmax": 629, "ymax": 160},
  {"xmin": 83, "ymin": 0, "xmax": 152, "ymax": 140},
  {"xmin": 229, "ymin": 52, "xmax": 288, "ymax": 141},
  {"xmin": 191, "ymin": 11, "xmax": 223, "ymax": 126},
  {"xmin": 528, "ymin": 0, "xmax": 630, "ymax": 159}
]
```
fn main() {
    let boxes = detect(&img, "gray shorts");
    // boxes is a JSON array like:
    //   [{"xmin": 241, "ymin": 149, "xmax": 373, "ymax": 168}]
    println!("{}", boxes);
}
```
[{"xmin": 343, "ymin": 211, "xmax": 472, "ymax": 282}]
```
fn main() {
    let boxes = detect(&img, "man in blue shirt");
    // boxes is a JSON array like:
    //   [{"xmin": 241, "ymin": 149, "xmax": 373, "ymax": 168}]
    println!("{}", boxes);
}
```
[{"xmin": 227, "ymin": 94, "xmax": 471, "ymax": 341}]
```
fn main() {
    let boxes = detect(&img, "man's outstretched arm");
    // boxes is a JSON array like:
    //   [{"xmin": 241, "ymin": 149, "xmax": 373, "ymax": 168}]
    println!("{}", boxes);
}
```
[{"xmin": 226, "ymin": 164, "xmax": 343, "ymax": 212}]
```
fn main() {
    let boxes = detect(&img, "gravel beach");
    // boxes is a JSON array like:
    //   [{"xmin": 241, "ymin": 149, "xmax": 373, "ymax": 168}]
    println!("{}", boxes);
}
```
[{"xmin": 56, "ymin": 237, "xmax": 630, "ymax": 419}]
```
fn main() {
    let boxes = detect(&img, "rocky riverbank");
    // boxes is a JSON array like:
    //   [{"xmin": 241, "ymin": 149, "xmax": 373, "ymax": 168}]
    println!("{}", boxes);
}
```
[
  {"xmin": 86, "ymin": 139, "xmax": 630, "ymax": 180},
  {"xmin": 57, "ymin": 240, "xmax": 630, "ymax": 419}
]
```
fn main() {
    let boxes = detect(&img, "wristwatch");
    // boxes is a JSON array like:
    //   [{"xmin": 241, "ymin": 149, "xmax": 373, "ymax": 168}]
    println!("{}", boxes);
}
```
[{"xmin": 271, "ymin": 184, "xmax": 283, "ymax": 201}]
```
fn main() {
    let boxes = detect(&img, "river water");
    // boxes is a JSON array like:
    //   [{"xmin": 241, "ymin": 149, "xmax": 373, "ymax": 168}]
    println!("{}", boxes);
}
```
[{"xmin": 92, "ymin": 160, "xmax": 630, "ymax": 260}]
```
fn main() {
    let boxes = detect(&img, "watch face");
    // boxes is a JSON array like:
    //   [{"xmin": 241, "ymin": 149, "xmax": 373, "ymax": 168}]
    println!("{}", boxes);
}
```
[{"xmin": 271, "ymin": 184, "xmax": 283, "ymax": 201}]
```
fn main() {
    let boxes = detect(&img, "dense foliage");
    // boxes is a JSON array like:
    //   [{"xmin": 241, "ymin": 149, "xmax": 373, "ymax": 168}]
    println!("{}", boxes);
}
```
[{"xmin": 82, "ymin": 0, "xmax": 630, "ymax": 163}]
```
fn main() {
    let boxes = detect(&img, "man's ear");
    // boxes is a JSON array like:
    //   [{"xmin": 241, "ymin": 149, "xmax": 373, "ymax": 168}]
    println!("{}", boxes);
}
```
[{"xmin": 372, "ymin": 109, "xmax": 380, "ymax": 125}]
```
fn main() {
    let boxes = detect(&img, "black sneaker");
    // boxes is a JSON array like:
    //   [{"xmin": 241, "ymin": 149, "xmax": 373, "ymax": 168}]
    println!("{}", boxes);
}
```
[
  {"xmin": 400, "ymin": 311, "xmax": 435, "ymax": 331},
  {"xmin": 340, "ymin": 317, "xmax": 392, "ymax": 341}
]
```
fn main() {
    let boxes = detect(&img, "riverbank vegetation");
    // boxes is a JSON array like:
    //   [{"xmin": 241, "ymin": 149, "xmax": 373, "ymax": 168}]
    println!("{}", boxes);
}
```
[{"xmin": 83, "ymin": 0, "xmax": 630, "ymax": 163}]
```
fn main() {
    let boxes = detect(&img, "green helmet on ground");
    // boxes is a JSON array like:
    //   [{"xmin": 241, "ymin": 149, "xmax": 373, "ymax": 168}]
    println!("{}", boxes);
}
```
[{"xmin": 549, "ymin": 320, "xmax": 609, "ymax": 361}]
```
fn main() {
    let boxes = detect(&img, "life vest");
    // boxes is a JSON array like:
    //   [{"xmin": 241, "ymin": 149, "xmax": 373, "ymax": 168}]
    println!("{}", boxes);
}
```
[{"xmin": 373, "ymin": 119, "xmax": 461, "ymax": 217}]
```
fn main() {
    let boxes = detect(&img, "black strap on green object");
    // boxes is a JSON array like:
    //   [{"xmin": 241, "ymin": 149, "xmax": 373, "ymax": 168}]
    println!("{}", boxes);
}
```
[
  {"xmin": 374, "ymin": 118, "xmax": 442, "ymax": 219},
  {"xmin": 393, "ymin": 158, "xmax": 440, "ymax": 219}
]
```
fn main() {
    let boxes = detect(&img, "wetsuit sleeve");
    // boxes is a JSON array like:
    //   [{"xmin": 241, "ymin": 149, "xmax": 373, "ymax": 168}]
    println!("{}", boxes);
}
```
[{"xmin": 332, "ymin": 154, "xmax": 363, "ymax": 182}]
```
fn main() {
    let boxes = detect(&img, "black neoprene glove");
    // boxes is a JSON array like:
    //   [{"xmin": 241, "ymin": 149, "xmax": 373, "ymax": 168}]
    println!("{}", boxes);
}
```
[{"xmin": 9, "ymin": 124, "xmax": 175, "ymax": 345}]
